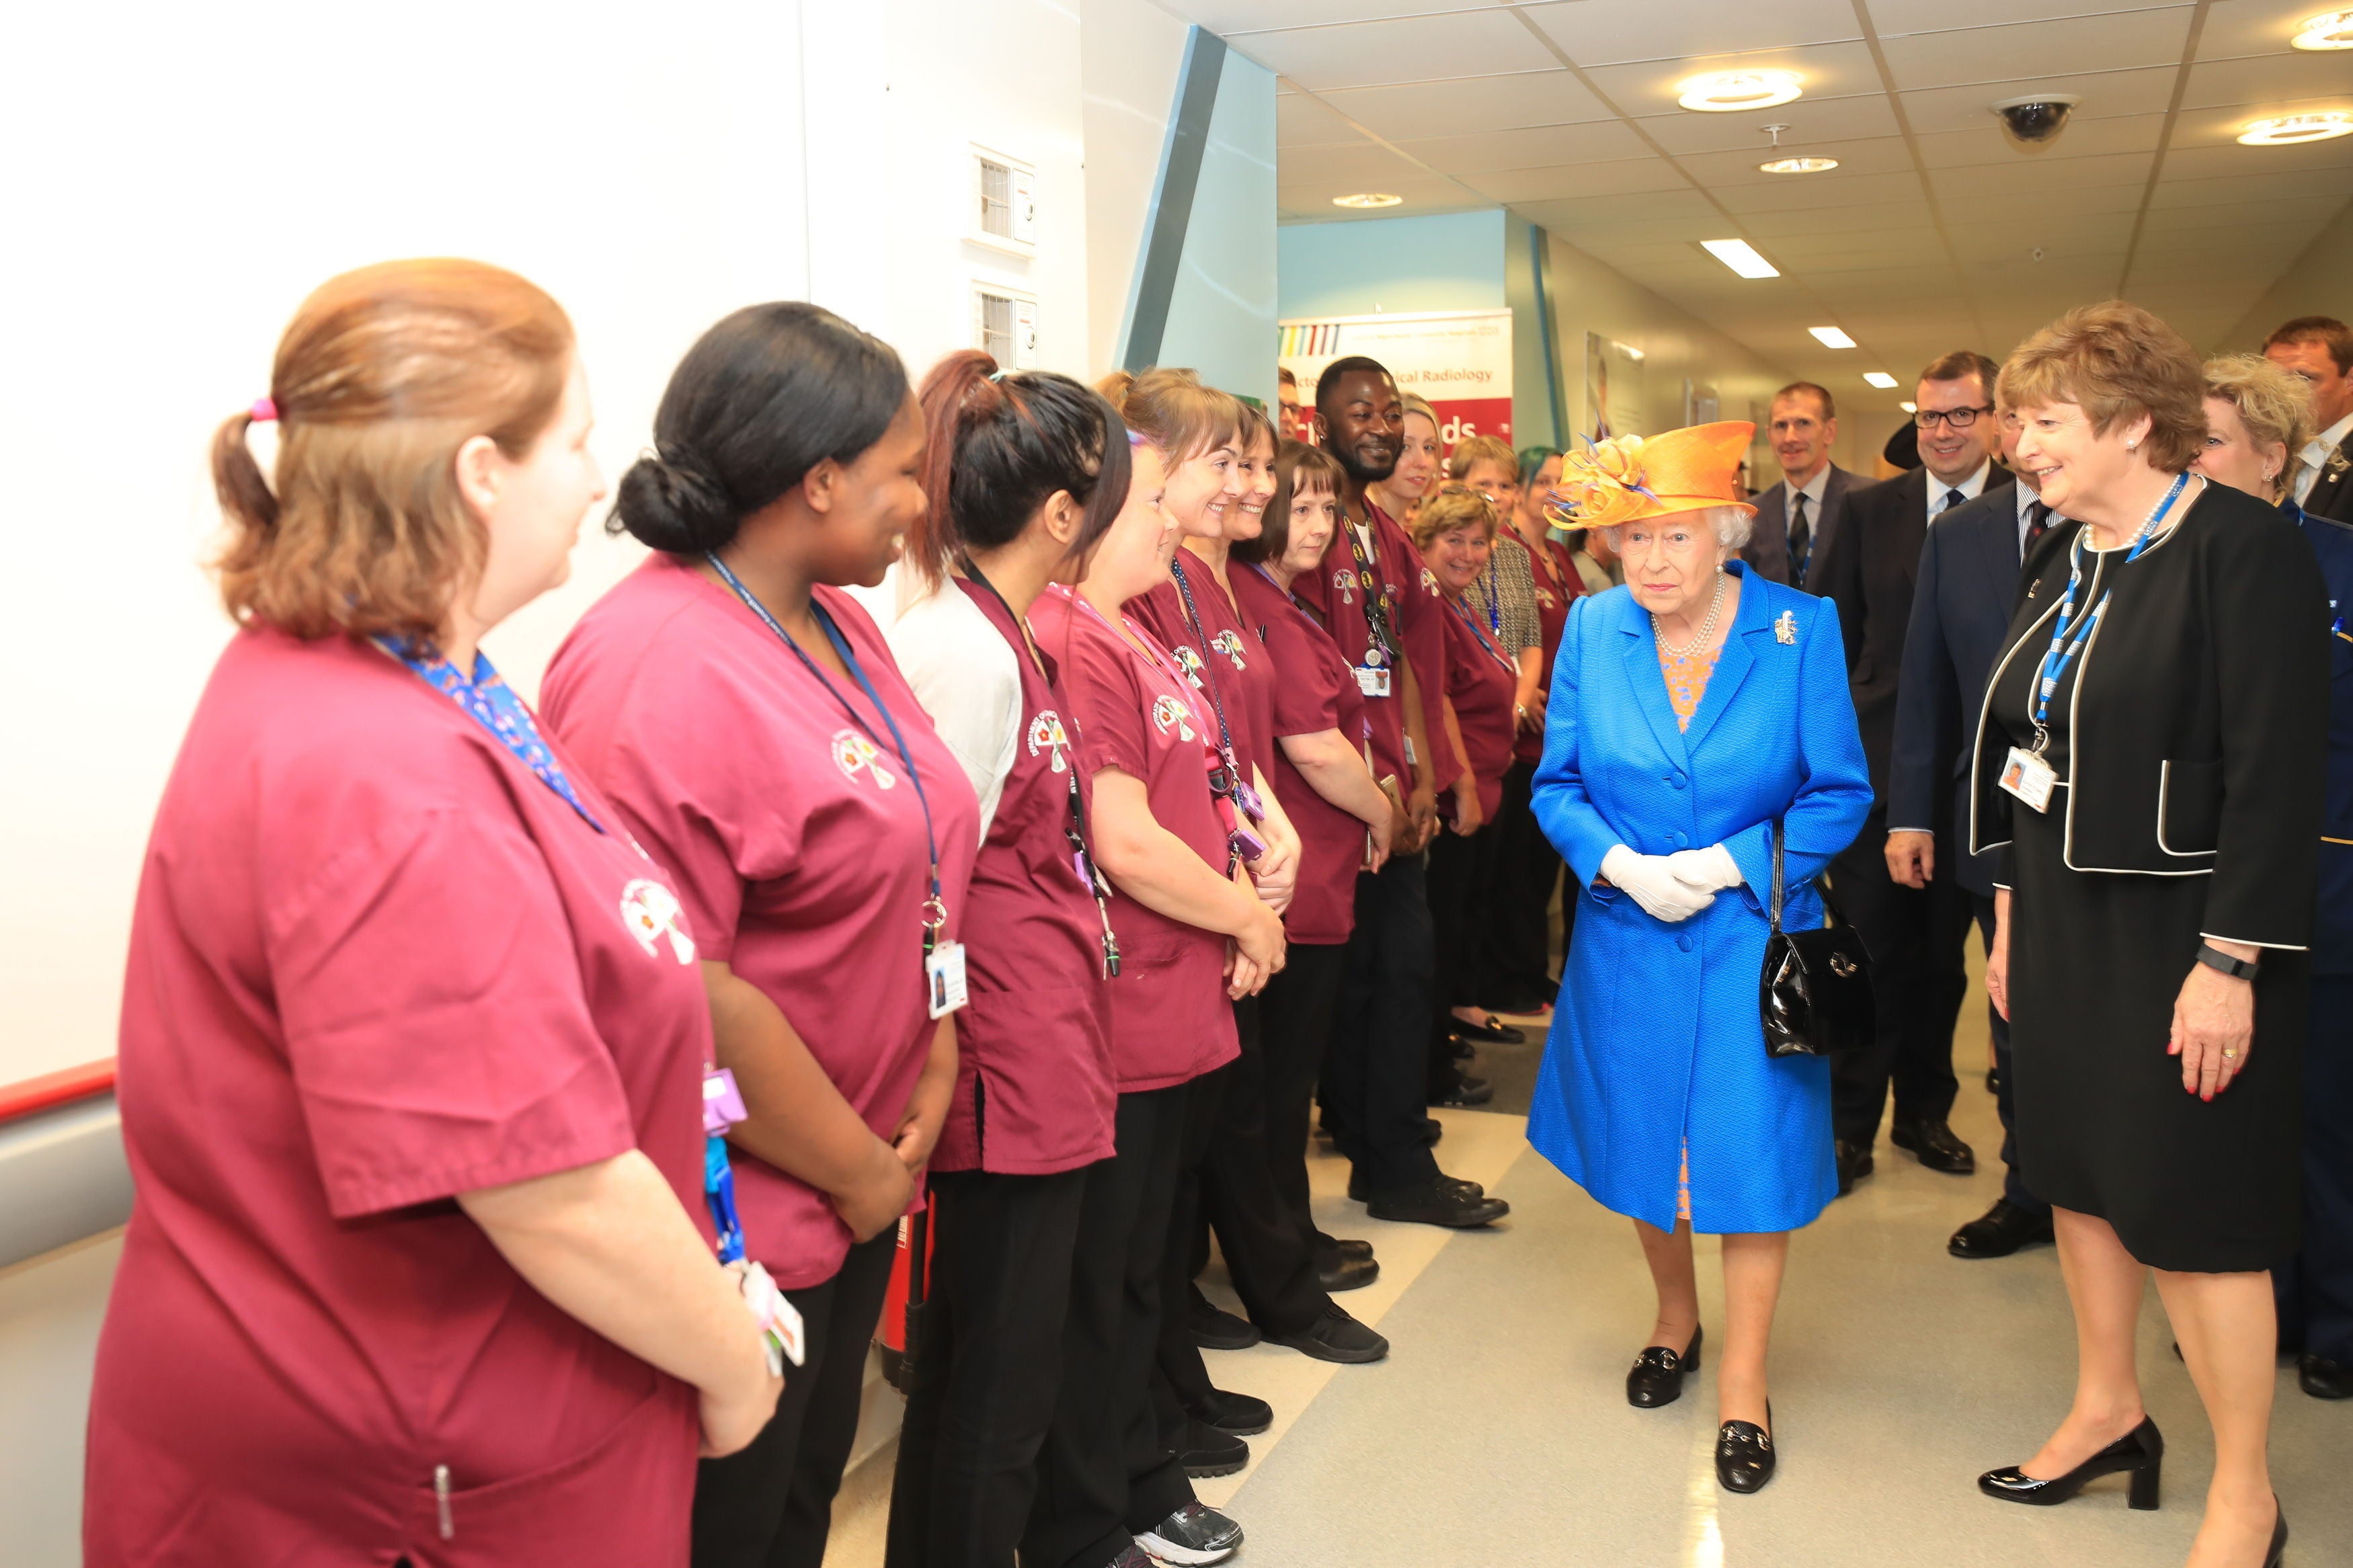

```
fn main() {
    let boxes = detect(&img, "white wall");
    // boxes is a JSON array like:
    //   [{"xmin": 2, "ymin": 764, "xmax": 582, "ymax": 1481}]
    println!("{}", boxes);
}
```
[{"xmin": 1082, "ymin": 0, "xmax": 1192, "ymax": 375}]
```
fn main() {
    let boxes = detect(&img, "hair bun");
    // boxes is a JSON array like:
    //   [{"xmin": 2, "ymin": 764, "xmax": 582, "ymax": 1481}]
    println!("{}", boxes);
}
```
[{"xmin": 613, "ymin": 449, "xmax": 736, "ymax": 554}]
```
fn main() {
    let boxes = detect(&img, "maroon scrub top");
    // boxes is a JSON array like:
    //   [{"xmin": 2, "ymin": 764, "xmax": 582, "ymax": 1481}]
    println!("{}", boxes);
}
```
[
  {"xmin": 543, "ymin": 556, "xmax": 980, "ymax": 1289},
  {"xmin": 1129, "ymin": 551, "xmax": 1276, "ymax": 796},
  {"xmin": 87, "ymin": 626, "xmax": 711, "ymax": 1568},
  {"xmin": 1440, "ymin": 592, "xmax": 1520, "ymax": 823},
  {"xmin": 1517, "ymin": 536, "xmax": 1583, "ymax": 766},
  {"xmin": 1291, "ymin": 499, "xmax": 1456, "ymax": 791},
  {"xmin": 1232, "ymin": 563, "xmax": 1368, "ymax": 946},
  {"xmin": 929, "ymin": 577, "xmax": 1117, "ymax": 1175},
  {"xmin": 1028, "ymin": 585, "xmax": 1240, "ymax": 1091}
]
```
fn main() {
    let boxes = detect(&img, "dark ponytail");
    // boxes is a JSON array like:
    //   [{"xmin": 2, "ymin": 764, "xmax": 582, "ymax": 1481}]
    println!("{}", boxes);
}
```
[
  {"xmin": 912, "ymin": 349, "xmax": 1129, "ymax": 587},
  {"xmin": 611, "ymin": 301, "xmax": 908, "ymax": 554}
]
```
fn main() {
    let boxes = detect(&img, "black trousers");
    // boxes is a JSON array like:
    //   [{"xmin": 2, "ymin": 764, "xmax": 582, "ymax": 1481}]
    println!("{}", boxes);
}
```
[
  {"xmin": 887, "ymin": 1167, "xmax": 1089, "ymax": 1568},
  {"xmin": 1259, "ymin": 942, "xmax": 1349, "ymax": 1254},
  {"xmin": 1025, "ymin": 1086, "xmax": 1192, "ymax": 1568},
  {"xmin": 1829, "ymin": 813, "xmax": 1966, "ymax": 1147},
  {"xmin": 1327, "ymin": 853, "xmax": 1443, "ymax": 1196},
  {"xmin": 2278, "ymin": 975, "xmax": 2353, "ymax": 1360},
  {"xmin": 1483, "ymin": 757, "xmax": 1563, "ymax": 1007},
  {"xmin": 692, "ymin": 1229, "xmax": 900, "ymax": 1568},
  {"xmin": 1426, "ymin": 819, "xmax": 1503, "ymax": 1095},
  {"xmin": 1972, "ymin": 894, "xmax": 2047, "ymax": 1214}
]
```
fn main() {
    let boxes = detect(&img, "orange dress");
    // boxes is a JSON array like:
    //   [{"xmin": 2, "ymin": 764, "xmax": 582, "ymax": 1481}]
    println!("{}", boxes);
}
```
[{"xmin": 1661, "ymin": 643, "xmax": 1724, "ymax": 1224}]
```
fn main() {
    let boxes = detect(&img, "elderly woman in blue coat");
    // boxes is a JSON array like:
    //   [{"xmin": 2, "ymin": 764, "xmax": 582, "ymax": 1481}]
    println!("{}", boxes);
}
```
[{"xmin": 1527, "ymin": 421, "xmax": 1870, "ymax": 1495}]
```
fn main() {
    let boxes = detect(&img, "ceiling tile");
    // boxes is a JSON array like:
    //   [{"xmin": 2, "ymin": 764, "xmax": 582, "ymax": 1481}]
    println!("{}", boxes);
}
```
[
  {"xmin": 2194, "ymin": 0, "xmax": 2344, "ymax": 61},
  {"xmin": 2145, "ymin": 167, "xmax": 2353, "ymax": 205},
  {"xmin": 2181, "ymin": 51, "xmax": 2353, "ymax": 110},
  {"xmin": 1580, "ymin": 40, "xmax": 1888, "ymax": 118},
  {"xmin": 1276, "ymin": 138, "xmax": 1439, "ymax": 185},
  {"xmin": 1741, "ymin": 200, "xmax": 1938, "ymax": 236},
  {"xmin": 1462, "ymin": 157, "xmax": 1691, "ymax": 203},
  {"xmin": 1275, "ymin": 91, "xmax": 1371, "ymax": 149},
  {"xmin": 1759, "ymin": 224, "xmax": 1946, "ymax": 258},
  {"xmin": 1866, "ymin": 0, "xmax": 2192, "ymax": 33},
  {"xmin": 1230, "ymin": 11, "xmax": 1560, "ymax": 93},
  {"xmin": 1912, "ymin": 112, "xmax": 2170, "ymax": 167},
  {"xmin": 1510, "ymin": 208, "xmax": 1729, "ymax": 247},
  {"xmin": 2138, "ymin": 194, "xmax": 2348, "ymax": 232},
  {"xmin": 1877, "ymin": 12, "xmax": 2194, "ymax": 92},
  {"xmin": 1947, "ymin": 212, "xmax": 2141, "ymax": 255},
  {"xmin": 1632, "ymin": 93, "xmax": 1904, "ymax": 155},
  {"xmin": 2165, "ymin": 139, "xmax": 2353, "ymax": 183},
  {"xmin": 1714, "ymin": 169, "xmax": 1931, "ymax": 213},
  {"xmin": 1184, "ymin": 2, "xmax": 1506, "ymax": 34},
  {"xmin": 1523, "ymin": 186, "xmax": 1723, "ymax": 226},
  {"xmin": 1674, "ymin": 135, "xmax": 1919, "ymax": 185},
  {"xmin": 1897, "ymin": 66, "xmax": 2182, "ymax": 134},
  {"xmin": 1927, "ymin": 149, "xmax": 2156, "ymax": 198},
  {"xmin": 1390, "ymin": 118, "xmax": 1653, "ymax": 174},
  {"xmin": 1313, "ymin": 70, "xmax": 1614, "ymax": 141},
  {"xmin": 1519, "ymin": 0, "xmax": 1863, "ymax": 67},
  {"xmin": 1276, "ymin": 172, "xmax": 1488, "ymax": 217}
]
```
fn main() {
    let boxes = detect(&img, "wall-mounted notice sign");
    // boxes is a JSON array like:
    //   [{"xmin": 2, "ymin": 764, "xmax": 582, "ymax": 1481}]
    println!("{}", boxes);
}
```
[{"xmin": 1278, "ymin": 309, "xmax": 1513, "ymax": 454}]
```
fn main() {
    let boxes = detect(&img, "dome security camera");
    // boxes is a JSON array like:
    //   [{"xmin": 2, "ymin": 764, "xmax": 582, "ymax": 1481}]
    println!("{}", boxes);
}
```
[{"xmin": 1991, "ymin": 95, "xmax": 2081, "ymax": 145}]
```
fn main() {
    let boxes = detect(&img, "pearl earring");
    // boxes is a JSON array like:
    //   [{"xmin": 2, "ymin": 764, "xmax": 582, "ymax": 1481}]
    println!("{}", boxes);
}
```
[{"xmin": 2126, "ymin": 440, "xmax": 2138, "ymax": 452}]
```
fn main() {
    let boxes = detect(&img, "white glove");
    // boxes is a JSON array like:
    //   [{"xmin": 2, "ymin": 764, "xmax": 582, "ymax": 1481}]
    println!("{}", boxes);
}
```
[
  {"xmin": 1601, "ymin": 845, "xmax": 1716, "ymax": 924},
  {"xmin": 1666, "ymin": 843, "xmax": 1743, "ymax": 896}
]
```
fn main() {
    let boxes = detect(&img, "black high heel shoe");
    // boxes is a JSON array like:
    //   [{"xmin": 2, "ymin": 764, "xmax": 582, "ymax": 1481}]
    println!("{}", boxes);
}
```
[
  {"xmin": 1716, "ymin": 1402, "xmax": 1773, "ymax": 1494},
  {"xmin": 1978, "ymin": 1415, "xmax": 2163, "ymax": 1509},
  {"xmin": 2264, "ymin": 1494, "xmax": 2288, "ymax": 1568},
  {"xmin": 1626, "ymin": 1324, "xmax": 1700, "ymax": 1408}
]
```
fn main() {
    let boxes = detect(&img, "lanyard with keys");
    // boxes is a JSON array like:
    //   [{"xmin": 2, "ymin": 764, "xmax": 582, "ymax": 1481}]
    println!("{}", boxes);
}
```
[{"xmin": 2029, "ymin": 471, "xmax": 2188, "ymax": 754}]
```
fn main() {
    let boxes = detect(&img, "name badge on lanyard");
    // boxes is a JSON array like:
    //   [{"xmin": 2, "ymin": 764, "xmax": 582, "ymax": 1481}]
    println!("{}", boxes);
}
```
[
  {"xmin": 926, "ymin": 942, "xmax": 968, "ymax": 1020},
  {"xmin": 1355, "ymin": 665, "xmax": 1392, "ymax": 698},
  {"xmin": 1998, "ymin": 747, "xmax": 2059, "ymax": 813}
]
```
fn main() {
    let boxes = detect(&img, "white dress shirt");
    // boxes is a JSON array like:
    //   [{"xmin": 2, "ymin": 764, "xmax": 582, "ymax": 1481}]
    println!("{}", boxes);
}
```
[
  {"xmin": 845, "ymin": 563, "xmax": 1022, "ymax": 841},
  {"xmin": 1925, "ymin": 458, "xmax": 1993, "ymax": 524},
  {"xmin": 2295, "ymin": 412, "xmax": 2353, "ymax": 505}
]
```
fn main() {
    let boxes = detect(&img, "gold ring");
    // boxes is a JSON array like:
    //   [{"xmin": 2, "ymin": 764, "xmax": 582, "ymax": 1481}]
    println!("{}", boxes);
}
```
[{"xmin": 2223, "ymin": 1049, "xmax": 2239, "ymax": 1060}]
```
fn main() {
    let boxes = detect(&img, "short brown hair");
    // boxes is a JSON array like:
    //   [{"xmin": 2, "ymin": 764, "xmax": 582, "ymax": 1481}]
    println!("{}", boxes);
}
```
[
  {"xmin": 1772, "ymin": 381, "xmax": 1837, "ymax": 421},
  {"xmin": 1447, "ymin": 434, "xmax": 1519, "ymax": 482},
  {"xmin": 1236, "ymin": 399, "xmax": 1275, "ymax": 455},
  {"xmin": 1408, "ymin": 481, "xmax": 1497, "ymax": 552},
  {"xmin": 1920, "ymin": 350, "xmax": 2001, "ymax": 401},
  {"xmin": 1096, "ymin": 366, "xmax": 1244, "ymax": 464},
  {"xmin": 212, "ymin": 259, "xmax": 573, "ymax": 645},
  {"xmin": 2202, "ymin": 353, "xmax": 2317, "ymax": 501},
  {"xmin": 1277, "ymin": 365, "xmax": 1298, "ymax": 388},
  {"xmin": 1996, "ymin": 302, "xmax": 2206, "ymax": 473},
  {"xmin": 1238, "ymin": 440, "xmax": 1346, "ymax": 566},
  {"xmin": 2264, "ymin": 315, "xmax": 2353, "ymax": 376}
]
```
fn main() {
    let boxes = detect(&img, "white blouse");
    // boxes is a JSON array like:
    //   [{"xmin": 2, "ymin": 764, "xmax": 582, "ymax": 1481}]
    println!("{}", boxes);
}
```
[{"xmin": 846, "ymin": 562, "xmax": 1023, "ymax": 841}]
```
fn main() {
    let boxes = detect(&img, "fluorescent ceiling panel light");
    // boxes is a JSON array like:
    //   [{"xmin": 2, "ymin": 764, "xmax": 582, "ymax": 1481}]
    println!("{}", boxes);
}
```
[
  {"xmin": 1899, "ymin": 401, "xmax": 1918, "ymax": 413},
  {"xmin": 1760, "ymin": 156, "xmax": 1839, "ymax": 173},
  {"xmin": 2238, "ymin": 112, "xmax": 2353, "ymax": 145},
  {"xmin": 2292, "ymin": 9, "xmax": 2353, "ymax": 48},
  {"xmin": 1864, "ymin": 372, "xmax": 1899, "ymax": 389},
  {"xmin": 1331, "ymin": 192, "xmax": 1404, "ymax": 208},
  {"xmin": 1700, "ymin": 239, "xmax": 1779, "ymax": 278},
  {"xmin": 1809, "ymin": 326, "xmax": 1857, "ymax": 349},
  {"xmin": 1678, "ymin": 70, "xmax": 1802, "ymax": 113}
]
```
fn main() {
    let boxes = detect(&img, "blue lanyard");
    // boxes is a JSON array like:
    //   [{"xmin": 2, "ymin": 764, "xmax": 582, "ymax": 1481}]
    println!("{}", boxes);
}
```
[
  {"xmin": 1447, "ymin": 592, "xmax": 1517, "ymax": 677},
  {"xmin": 705, "ymin": 553, "xmax": 947, "ymax": 946},
  {"xmin": 2030, "ymin": 471, "xmax": 2188, "ymax": 743},
  {"xmin": 1478, "ymin": 569, "xmax": 1502, "ymax": 636},
  {"xmin": 374, "ymin": 636, "xmax": 602, "ymax": 831},
  {"xmin": 705, "ymin": 1134, "xmax": 746, "ymax": 1264},
  {"xmin": 1168, "ymin": 555, "xmax": 1252, "ymax": 809}
]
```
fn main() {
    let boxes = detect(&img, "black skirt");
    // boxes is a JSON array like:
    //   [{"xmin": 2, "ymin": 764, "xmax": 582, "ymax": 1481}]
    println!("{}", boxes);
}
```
[{"xmin": 1992, "ymin": 634, "xmax": 2304, "ymax": 1273}]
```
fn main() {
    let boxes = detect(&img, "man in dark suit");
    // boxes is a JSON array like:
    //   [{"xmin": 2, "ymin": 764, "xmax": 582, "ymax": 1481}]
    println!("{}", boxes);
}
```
[
  {"xmin": 1816, "ymin": 350, "xmax": 2014, "ymax": 1192},
  {"xmin": 1884, "ymin": 409, "xmax": 2059, "ymax": 1257},
  {"xmin": 2266, "ymin": 316, "xmax": 2353, "ymax": 524},
  {"xmin": 1741, "ymin": 381, "xmax": 1856, "ymax": 591}
]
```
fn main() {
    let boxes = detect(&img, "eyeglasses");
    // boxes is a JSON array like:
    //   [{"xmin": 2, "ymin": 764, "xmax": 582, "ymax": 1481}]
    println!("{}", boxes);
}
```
[{"xmin": 1914, "ymin": 405, "xmax": 1994, "ymax": 430}]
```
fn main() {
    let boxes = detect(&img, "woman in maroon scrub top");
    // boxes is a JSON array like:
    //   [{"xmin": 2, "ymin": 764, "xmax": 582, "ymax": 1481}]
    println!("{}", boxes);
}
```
[
  {"xmin": 87, "ymin": 261, "xmax": 780, "ymax": 1568},
  {"xmin": 541, "ymin": 304, "xmax": 980, "ymax": 1568},
  {"xmin": 1024, "ymin": 438, "xmax": 1283, "ymax": 1568},
  {"xmin": 1412, "ymin": 484, "xmax": 1523, "ymax": 1104},
  {"xmin": 1233, "ymin": 441, "xmax": 1406, "ymax": 1276},
  {"xmin": 878, "ymin": 351, "xmax": 1129, "ymax": 1568}
]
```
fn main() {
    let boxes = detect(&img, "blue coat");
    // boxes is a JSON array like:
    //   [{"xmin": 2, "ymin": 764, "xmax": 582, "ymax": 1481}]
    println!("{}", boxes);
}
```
[{"xmin": 1527, "ymin": 563, "xmax": 1872, "ymax": 1233}]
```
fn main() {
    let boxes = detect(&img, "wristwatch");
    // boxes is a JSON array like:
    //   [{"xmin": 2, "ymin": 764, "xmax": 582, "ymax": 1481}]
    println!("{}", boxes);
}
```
[{"xmin": 2194, "ymin": 942, "xmax": 2260, "ymax": 981}]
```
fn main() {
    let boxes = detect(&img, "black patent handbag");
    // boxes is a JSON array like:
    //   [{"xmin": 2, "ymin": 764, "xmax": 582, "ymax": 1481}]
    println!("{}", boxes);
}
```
[{"xmin": 1759, "ymin": 820, "xmax": 1876, "ymax": 1058}]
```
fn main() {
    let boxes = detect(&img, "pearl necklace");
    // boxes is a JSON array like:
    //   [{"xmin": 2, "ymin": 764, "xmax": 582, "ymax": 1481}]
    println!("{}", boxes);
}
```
[{"xmin": 1652, "ymin": 571, "xmax": 1726, "ymax": 659}]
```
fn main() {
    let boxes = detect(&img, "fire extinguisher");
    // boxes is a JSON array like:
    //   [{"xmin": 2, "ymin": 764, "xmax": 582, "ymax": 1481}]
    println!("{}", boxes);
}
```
[{"xmin": 875, "ymin": 1204, "xmax": 934, "ymax": 1395}]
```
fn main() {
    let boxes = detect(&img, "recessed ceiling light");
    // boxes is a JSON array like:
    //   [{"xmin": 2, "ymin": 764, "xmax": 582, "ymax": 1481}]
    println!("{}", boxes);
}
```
[
  {"xmin": 1809, "ymin": 326, "xmax": 1857, "ymax": 349},
  {"xmin": 2238, "ymin": 112, "xmax": 2353, "ymax": 145},
  {"xmin": 1331, "ymin": 192, "xmax": 1404, "ymax": 208},
  {"xmin": 1677, "ymin": 70, "xmax": 1802, "ymax": 114},
  {"xmin": 1899, "ymin": 401, "xmax": 1919, "ymax": 413},
  {"xmin": 1760, "ymin": 155, "xmax": 1839, "ymax": 173},
  {"xmin": 1864, "ymin": 372, "xmax": 1899, "ymax": 389},
  {"xmin": 2292, "ymin": 9, "xmax": 2353, "ymax": 48},
  {"xmin": 1700, "ymin": 238, "xmax": 1780, "ymax": 278}
]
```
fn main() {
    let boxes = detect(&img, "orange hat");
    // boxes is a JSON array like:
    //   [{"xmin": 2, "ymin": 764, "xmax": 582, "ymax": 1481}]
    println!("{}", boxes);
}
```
[{"xmin": 1543, "ymin": 421, "xmax": 1757, "ymax": 531}]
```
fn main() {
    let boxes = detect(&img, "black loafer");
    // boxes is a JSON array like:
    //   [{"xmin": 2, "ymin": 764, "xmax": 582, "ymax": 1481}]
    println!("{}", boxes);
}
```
[
  {"xmin": 1835, "ymin": 1139, "xmax": 1874, "ymax": 1196},
  {"xmin": 1447, "ymin": 1033, "xmax": 1476, "ymax": 1059},
  {"xmin": 1348, "ymin": 1170, "xmax": 1484, "ymax": 1202},
  {"xmin": 1273, "ymin": 1303, "xmax": 1390, "ymax": 1364},
  {"xmin": 1365, "ymin": 1176, "xmax": 1509, "ymax": 1228},
  {"xmin": 1177, "ymin": 1417, "xmax": 1248, "ymax": 1479},
  {"xmin": 1328, "ymin": 1236, "xmax": 1374, "ymax": 1262},
  {"xmin": 1431, "ymin": 1072, "xmax": 1494, "ymax": 1107},
  {"xmin": 1452, "ymin": 1016, "xmax": 1525, "ymax": 1044},
  {"xmin": 1978, "ymin": 1415, "xmax": 2163, "ymax": 1508},
  {"xmin": 1188, "ymin": 1296, "xmax": 1260, "ymax": 1352},
  {"xmin": 1626, "ymin": 1324, "xmax": 1702, "ymax": 1408},
  {"xmin": 1949, "ymin": 1198, "xmax": 2055, "ymax": 1259},
  {"xmin": 1716, "ymin": 1406, "xmax": 1775, "ymax": 1494},
  {"xmin": 1891, "ymin": 1118, "xmax": 1976, "ymax": 1174},
  {"xmin": 1189, "ymin": 1387, "xmax": 1272, "ymax": 1436},
  {"xmin": 2300, "ymin": 1352, "xmax": 2353, "ymax": 1399},
  {"xmin": 1316, "ymin": 1249, "xmax": 1380, "ymax": 1292}
]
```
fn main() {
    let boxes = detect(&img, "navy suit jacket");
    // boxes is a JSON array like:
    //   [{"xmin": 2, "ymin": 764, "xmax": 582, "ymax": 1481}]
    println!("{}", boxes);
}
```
[
  {"xmin": 1741, "ymin": 464, "xmax": 1856, "ymax": 592},
  {"xmin": 1886, "ymin": 485, "xmax": 2032, "ymax": 897},
  {"xmin": 2291, "ymin": 501, "xmax": 2353, "ymax": 973}
]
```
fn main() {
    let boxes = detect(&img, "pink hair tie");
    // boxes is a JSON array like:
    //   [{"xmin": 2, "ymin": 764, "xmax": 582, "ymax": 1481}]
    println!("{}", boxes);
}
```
[{"xmin": 250, "ymin": 397, "xmax": 278, "ymax": 423}]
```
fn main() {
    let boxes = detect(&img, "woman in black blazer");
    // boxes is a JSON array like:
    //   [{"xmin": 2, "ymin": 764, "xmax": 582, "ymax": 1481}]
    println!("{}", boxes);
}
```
[{"xmin": 1967, "ymin": 302, "xmax": 2329, "ymax": 1568}]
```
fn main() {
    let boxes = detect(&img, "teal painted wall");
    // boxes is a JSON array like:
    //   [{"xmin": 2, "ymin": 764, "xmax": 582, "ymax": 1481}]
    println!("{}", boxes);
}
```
[
  {"xmin": 1155, "ymin": 50, "xmax": 1279, "ymax": 407},
  {"xmin": 1276, "ymin": 210, "xmax": 1506, "ymax": 320}
]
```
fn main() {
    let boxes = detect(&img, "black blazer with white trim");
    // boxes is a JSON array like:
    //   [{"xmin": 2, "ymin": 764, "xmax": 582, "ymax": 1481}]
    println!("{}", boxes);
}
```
[{"xmin": 1967, "ymin": 479, "xmax": 2331, "ymax": 950}]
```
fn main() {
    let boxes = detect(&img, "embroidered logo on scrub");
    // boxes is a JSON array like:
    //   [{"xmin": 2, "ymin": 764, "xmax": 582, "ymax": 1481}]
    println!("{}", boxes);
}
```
[
  {"xmin": 1332, "ymin": 567, "xmax": 1357, "ymax": 607},
  {"xmin": 830, "ymin": 727, "xmax": 898, "ymax": 788},
  {"xmin": 619, "ymin": 878, "xmax": 698, "ymax": 964},
  {"xmin": 1210, "ymin": 630, "xmax": 1248, "ymax": 671},
  {"xmin": 1535, "ymin": 587, "xmax": 1556, "ymax": 609},
  {"xmin": 1419, "ymin": 567, "xmax": 1441, "ymax": 597},
  {"xmin": 1028, "ymin": 710, "xmax": 1072, "ymax": 774},
  {"xmin": 1150, "ymin": 694, "xmax": 1199, "ymax": 741},
  {"xmin": 1172, "ymin": 644, "xmax": 1207, "ymax": 689}
]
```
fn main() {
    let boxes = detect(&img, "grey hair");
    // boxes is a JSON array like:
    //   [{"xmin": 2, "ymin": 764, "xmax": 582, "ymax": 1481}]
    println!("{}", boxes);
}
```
[{"xmin": 1597, "ymin": 503, "xmax": 1753, "ymax": 557}]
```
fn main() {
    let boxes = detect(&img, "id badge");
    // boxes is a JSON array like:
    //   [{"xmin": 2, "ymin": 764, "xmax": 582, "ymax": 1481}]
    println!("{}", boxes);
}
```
[
  {"xmin": 701, "ymin": 1068, "xmax": 748, "ymax": 1137},
  {"xmin": 1999, "ymin": 746, "xmax": 2058, "ymax": 813},
  {"xmin": 926, "ymin": 941, "xmax": 969, "ymax": 1020},
  {"xmin": 1355, "ymin": 665, "xmax": 1392, "ymax": 698},
  {"xmin": 736, "ymin": 1261, "xmax": 805, "ymax": 1370}
]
